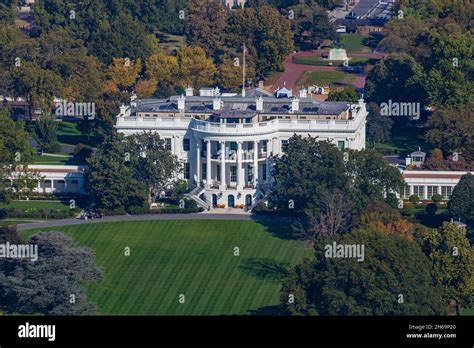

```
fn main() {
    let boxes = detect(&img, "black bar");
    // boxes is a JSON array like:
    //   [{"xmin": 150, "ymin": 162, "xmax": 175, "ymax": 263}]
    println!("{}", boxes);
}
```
[{"xmin": 0, "ymin": 316, "xmax": 473, "ymax": 346}]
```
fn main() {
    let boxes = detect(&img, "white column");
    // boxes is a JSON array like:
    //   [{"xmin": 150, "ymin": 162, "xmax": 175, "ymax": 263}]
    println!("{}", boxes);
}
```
[
  {"xmin": 266, "ymin": 156, "xmax": 271, "ymax": 183},
  {"xmin": 253, "ymin": 140, "xmax": 259, "ymax": 188},
  {"xmin": 196, "ymin": 140, "xmax": 201, "ymax": 184},
  {"xmin": 237, "ymin": 141, "xmax": 243, "ymax": 190},
  {"xmin": 220, "ymin": 141, "xmax": 226, "ymax": 190},
  {"xmin": 206, "ymin": 140, "xmax": 211, "ymax": 188}
]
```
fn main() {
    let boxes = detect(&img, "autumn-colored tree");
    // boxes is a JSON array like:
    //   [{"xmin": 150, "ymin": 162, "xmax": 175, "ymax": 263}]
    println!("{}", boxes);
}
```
[
  {"xmin": 359, "ymin": 201, "xmax": 414, "ymax": 240},
  {"xmin": 424, "ymin": 148, "xmax": 446, "ymax": 170},
  {"xmin": 106, "ymin": 58, "xmax": 142, "ymax": 91},
  {"xmin": 145, "ymin": 51, "xmax": 179, "ymax": 88},
  {"xmin": 135, "ymin": 79, "xmax": 157, "ymax": 98},
  {"xmin": 176, "ymin": 46, "xmax": 216, "ymax": 90}
]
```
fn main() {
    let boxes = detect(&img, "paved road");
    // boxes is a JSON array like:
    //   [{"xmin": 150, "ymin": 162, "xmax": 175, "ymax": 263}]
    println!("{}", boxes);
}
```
[{"xmin": 17, "ymin": 213, "xmax": 268, "ymax": 231}]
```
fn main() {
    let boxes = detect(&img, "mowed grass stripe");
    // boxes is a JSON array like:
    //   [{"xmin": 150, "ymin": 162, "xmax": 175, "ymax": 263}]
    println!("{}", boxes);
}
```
[{"xmin": 27, "ymin": 219, "xmax": 310, "ymax": 315}]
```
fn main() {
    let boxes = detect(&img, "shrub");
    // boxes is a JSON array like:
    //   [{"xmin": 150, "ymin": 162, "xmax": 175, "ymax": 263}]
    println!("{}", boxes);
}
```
[
  {"xmin": 409, "ymin": 195, "xmax": 420, "ymax": 203},
  {"xmin": 402, "ymin": 202, "xmax": 415, "ymax": 216},
  {"xmin": 431, "ymin": 194, "xmax": 443, "ymax": 204},
  {"xmin": 425, "ymin": 203, "xmax": 438, "ymax": 215},
  {"xmin": 184, "ymin": 199, "xmax": 198, "ymax": 209}
]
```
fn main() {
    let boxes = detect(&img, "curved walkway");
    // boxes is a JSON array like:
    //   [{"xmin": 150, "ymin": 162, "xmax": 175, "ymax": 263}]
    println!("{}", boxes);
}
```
[{"xmin": 17, "ymin": 213, "xmax": 261, "ymax": 231}]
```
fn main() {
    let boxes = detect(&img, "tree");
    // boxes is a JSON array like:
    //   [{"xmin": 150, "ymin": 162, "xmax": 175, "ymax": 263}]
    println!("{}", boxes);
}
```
[
  {"xmin": 185, "ymin": 0, "xmax": 227, "ymax": 60},
  {"xmin": 448, "ymin": 173, "xmax": 474, "ymax": 226},
  {"xmin": 134, "ymin": 79, "xmax": 157, "ymax": 98},
  {"xmin": 282, "ymin": 227, "xmax": 444, "ymax": 315},
  {"xmin": 346, "ymin": 149, "xmax": 405, "ymax": 209},
  {"xmin": 271, "ymin": 135, "xmax": 349, "ymax": 214},
  {"xmin": 216, "ymin": 58, "xmax": 249, "ymax": 92},
  {"xmin": 226, "ymin": 5, "xmax": 293, "ymax": 77},
  {"xmin": 365, "ymin": 53, "xmax": 426, "ymax": 105},
  {"xmin": 359, "ymin": 201, "xmax": 414, "ymax": 240},
  {"xmin": 9, "ymin": 62, "xmax": 63, "ymax": 117},
  {"xmin": 85, "ymin": 135, "xmax": 147, "ymax": 211},
  {"xmin": 287, "ymin": 1, "xmax": 337, "ymax": 50},
  {"xmin": 0, "ymin": 228, "xmax": 103, "ymax": 315},
  {"xmin": 416, "ymin": 222, "xmax": 474, "ymax": 310},
  {"xmin": 0, "ymin": 108, "xmax": 34, "ymax": 203},
  {"xmin": 296, "ymin": 188, "xmax": 356, "ymax": 239},
  {"xmin": 145, "ymin": 51, "xmax": 179, "ymax": 91},
  {"xmin": 424, "ymin": 148, "xmax": 445, "ymax": 170},
  {"xmin": 88, "ymin": 13, "xmax": 155, "ymax": 65},
  {"xmin": 425, "ymin": 203, "xmax": 438, "ymax": 215},
  {"xmin": 176, "ymin": 46, "xmax": 217, "ymax": 90},
  {"xmin": 126, "ymin": 132, "xmax": 182, "ymax": 202},
  {"xmin": 106, "ymin": 58, "xmax": 142, "ymax": 91},
  {"xmin": 426, "ymin": 107, "xmax": 473, "ymax": 158},
  {"xmin": 366, "ymin": 102, "xmax": 393, "ymax": 146},
  {"xmin": 327, "ymin": 87, "xmax": 359, "ymax": 102},
  {"xmin": 34, "ymin": 117, "xmax": 59, "ymax": 153}
]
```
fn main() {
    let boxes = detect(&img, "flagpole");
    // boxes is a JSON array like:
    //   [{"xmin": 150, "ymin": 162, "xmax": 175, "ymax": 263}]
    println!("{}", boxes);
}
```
[{"xmin": 242, "ymin": 43, "xmax": 246, "ymax": 97}]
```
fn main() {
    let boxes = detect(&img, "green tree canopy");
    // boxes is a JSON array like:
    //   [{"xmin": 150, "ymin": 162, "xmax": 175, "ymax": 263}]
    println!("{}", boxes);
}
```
[{"xmin": 282, "ymin": 227, "xmax": 444, "ymax": 315}]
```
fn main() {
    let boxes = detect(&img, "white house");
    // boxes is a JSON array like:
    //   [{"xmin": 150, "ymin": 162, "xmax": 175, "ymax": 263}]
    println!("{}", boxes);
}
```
[{"xmin": 115, "ymin": 87, "xmax": 368, "ymax": 208}]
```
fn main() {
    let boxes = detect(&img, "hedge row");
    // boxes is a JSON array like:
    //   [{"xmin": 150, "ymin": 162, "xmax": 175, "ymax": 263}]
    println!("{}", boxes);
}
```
[
  {"xmin": 127, "ymin": 207, "xmax": 205, "ymax": 215},
  {"xmin": 0, "ymin": 208, "xmax": 75, "ymax": 219}
]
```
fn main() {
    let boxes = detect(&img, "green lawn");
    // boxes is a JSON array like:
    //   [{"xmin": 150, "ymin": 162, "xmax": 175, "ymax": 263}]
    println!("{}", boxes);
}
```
[
  {"xmin": 340, "ymin": 34, "xmax": 370, "ymax": 52},
  {"xmin": 375, "ymin": 123, "xmax": 432, "ymax": 157},
  {"xmin": 57, "ymin": 121, "xmax": 96, "ymax": 147},
  {"xmin": 295, "ymin": 56, "xmax": 376, "ymax": 67},
  {"xmin": 296, "ymin": 70, "xmax": 355, "ymax": 87},
  {"xmin": 0, "ymin": 219, "xmax": 39, "ymax": 226},
  {"xmin": 26, "ymin": 220, "xmax": 310, "ymax": 315},
  {"xmin": 34, "ymin": 154, "xmax": 73, "ymax": 165},
  {"xmin": 0, "ymin": 200, "xmax": 73, "ymax": 211},
  {"xmin": 156, "ymin": 31, "xmax": 186, "ymax": 51}
]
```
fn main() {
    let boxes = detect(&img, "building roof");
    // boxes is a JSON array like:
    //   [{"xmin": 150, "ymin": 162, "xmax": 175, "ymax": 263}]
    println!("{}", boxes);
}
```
[{"xmin": 136, "ymin": 94, "xmax": 351, "ymax": 117}]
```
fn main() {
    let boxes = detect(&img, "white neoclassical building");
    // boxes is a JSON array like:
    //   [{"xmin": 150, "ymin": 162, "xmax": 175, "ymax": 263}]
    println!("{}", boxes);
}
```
[{"xmin": 115, "ymin": 87, "xmax": 368, "ymax": 208}]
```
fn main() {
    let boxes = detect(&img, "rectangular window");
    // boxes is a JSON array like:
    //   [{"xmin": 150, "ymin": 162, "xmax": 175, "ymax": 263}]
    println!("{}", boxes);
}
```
[
  {"xmin": 165, "ymin": 138, "xmax": 172, "ymax": 151},
  {"xmin": 230, "ymin": 166, "xmax": 237, "ymax": 182},
  {"xmin": 262, "ymin": 140, "xmax": 268, "ymax": 153},
  {"xmin": 262, "ymin": 164, "xmax": 267, "ymax": 181},
  {"xmin": 337, "ymin": 141, "xmax": 345, "ymax": 151},
  {"xmin": 413, "ymin": 186, "xmax": 425, "ymax": 199},
  {"xmin": 217, "ymin": 164, "xmax": 221, "ymax": 181},
  {"xmin": 184, "ymin": 163, "xmax": 190, "ymax": 180},
  {"xmin": 202, "ymin": 163, "xmax": 207, "ymax": 180},
  {"xmin": 441, "ymin": 186, "xmax": 453, "ymax": 200},
  {"xmin": 281, "ymin": 140, "xmax": 289, "ymax": 152},
  {"xmin": 230, "ymin": 142, "xmax": 237, "ymax": 151},
  {"xmin": 402, "ymin": 185, "xmax": 410, "ymax": 199},
  {"xmin": 183, "ymin": 138, "xmax": 190, "ymax": 151},
  {"xmin": 427, "ymin": 186, "xmax": 439, "ymax": 199},
  {"xmin": 247, "ymin": 166, "xmax": 253, "ymax": 182}
]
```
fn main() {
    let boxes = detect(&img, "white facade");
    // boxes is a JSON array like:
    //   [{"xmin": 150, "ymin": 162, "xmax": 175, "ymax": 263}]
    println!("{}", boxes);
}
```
[
  {"xmin": 116, "ymin": 90, "xmax": 367, "ymax": 208},
  {"xmin": 9, "ymin": 165, "xmax": 86, "ymax": 194},
  {"xmin": 401, "ymin": 170, "xmax": 473, "ymax": 200}
]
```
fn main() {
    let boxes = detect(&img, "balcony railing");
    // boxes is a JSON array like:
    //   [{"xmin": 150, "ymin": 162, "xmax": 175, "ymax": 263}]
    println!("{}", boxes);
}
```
[{"xmin": 116, "ymin": 114, "xmax": 365, "ymax": 134}]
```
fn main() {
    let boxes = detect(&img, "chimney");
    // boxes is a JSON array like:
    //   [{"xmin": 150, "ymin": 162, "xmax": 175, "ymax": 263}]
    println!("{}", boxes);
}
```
[
  {"xmin": 213, "ymin": 97, "xmax": 222, "ymax": 111},
  {"xmin": 256, "ymin": 97, "xmax": 263, "ymax": 112},
  {"xmin": 177, "ymin": 95, "xmax": 185, "ymax": 112},
  {"xmin": 291, "ymin": 97, "xmax": 299, "ymax": 113},
  {"xmin": 185, "ymin": 87, "xmax": 194, "ymax": 97},
  {"xmin": 299, "ymin": 88, "xmax": 308, "ymax": 98}
]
